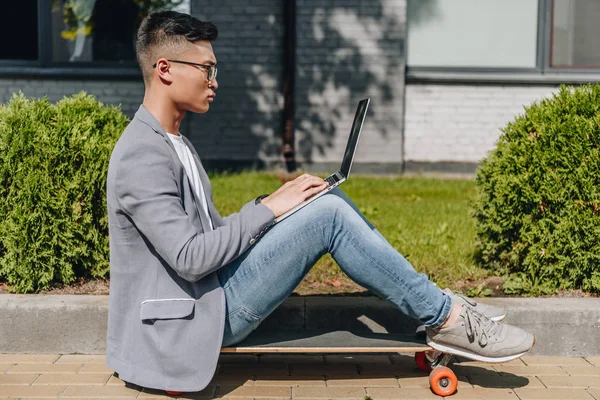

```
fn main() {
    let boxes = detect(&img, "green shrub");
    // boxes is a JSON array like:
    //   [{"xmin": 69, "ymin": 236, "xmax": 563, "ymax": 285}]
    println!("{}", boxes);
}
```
[
  {"xmin": 0, "ymin": 92, "xmax": 129, "ymax": 293},
  {"xmin": 473, "ymin": 84, "xmax": 600, "ymax": 295}
]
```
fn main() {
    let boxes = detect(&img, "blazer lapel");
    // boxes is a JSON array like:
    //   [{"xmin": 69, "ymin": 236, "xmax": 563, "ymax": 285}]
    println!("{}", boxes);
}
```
[{"xmin": 134, "ymin": 106, "xmax": 213, "ymax": 231}]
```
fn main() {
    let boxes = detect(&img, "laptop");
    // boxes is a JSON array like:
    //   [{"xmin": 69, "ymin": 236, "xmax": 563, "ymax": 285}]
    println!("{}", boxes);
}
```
[{"xmin": 274, "ymin": 98, "xmax": 370, "ymax": 223}]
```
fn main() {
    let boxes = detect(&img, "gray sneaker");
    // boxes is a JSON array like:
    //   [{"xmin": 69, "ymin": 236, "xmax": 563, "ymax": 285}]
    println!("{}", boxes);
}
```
[
  {"xmin": 426, "ymin": 305, "xmax": 535, "ymax": 363},
  {"xmin": 443, "ymin": 288, "xmax": 506, "ymax": 322},
  {"xmin": 416, "ymin": 288, "xmax": 506, "ymax": 337}
]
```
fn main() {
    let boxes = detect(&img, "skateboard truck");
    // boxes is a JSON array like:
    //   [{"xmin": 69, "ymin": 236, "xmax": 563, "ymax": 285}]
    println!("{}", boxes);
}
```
[{"xmin": 415, "ymin": 350, "xmax": 458, "ymax": 397}]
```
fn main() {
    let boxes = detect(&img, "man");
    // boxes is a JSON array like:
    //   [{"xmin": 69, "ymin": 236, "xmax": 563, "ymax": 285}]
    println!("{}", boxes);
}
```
[{"xmin": 106, "ymin": 11, "xmax": 534, "ymax": 393}]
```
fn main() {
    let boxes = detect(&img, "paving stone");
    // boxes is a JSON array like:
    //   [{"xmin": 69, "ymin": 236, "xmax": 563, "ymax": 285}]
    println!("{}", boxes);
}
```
[
  {"xmin": 451, "ymin": 364, "xmax": 499, "ymax": 377},
  {"xmin": 218, "ymin": 364, "xmax": 289, "ymax": 376},
  {"xmin": 326, "ymin": 376, "xmax": 398, "ymax": 387},
  {"xmin": 0, "ymin": 355, "xmax": 59, "ymax": 364},
  {"xmin": 493, "ymin": 365, "xmax": 568, "ymax": 376},
  {"xmin": 564, "ymin": 366, "xmax": 600, "ymax": 376},
  {"xmin": 292, "ymin": 386, "xmax": 366, "ymax": 399},
  {"xmin": 61, "ymin": 385, "xmax": 141, "ymax": 397},
  {"xmin": 0, "ymin": 373, "xmax": 39, "ymax": 385},
  {"xmin": 254, "ymin": 376, "xmax": 325, "ymax": 387},
  {"xmin": 258, "ymin": 355, "xmax": 323, "ymax": 365},
  {"xmin": 450, "ymin": 388, "xmax": 519, "ymax": 399},
  {"xmin": 290, "ymin": 365, "xmax": 357, "ymax": 377},
  {"xmin": 55, "ymin": 355, "xmax": 107, "ymax": 364},
  {"xmin": 455, "ymin": 358, "xmax": 526, "ymax": 367},
  {"xmin": 356, "ymin": 364, "xmax": 419, "ymax": 376},
  {"xmin": 396, "ymin": 374, "xmax": 429, "ymax": 388},
  {"xmin": 514, "ymin": 388, "xmax": 595, "ymax": 399},
  {"xmin": 21, "ymin": 398, "xmax": 133, "ymax": 400},
  {"xmin": 253, "ymin": 398, "xmax": 292, "ymax": 400},
  {"xmin": 521, "ymin": 356, "xmax": 592, "ymax": 367},
  {"xmin": 467, "ymin": 374, "xmax": 544, "ymax": 389},
  {"xmin": 389, "ymin": 354, "xmax": 417, "ymax": 365},
  {"xmin": 325, "ymin": 355, "xmax": 391, "ymax": 365},
  {"xmin": 210, "ymin": 373, "xmax": 254, "ymax": 386},
  {"xmin": 215, "ymin": 385, "xmax": 291, "ymax": 398},
  {"xmin": 588, "ymin": 388, "xmax": 600, "ymax": 399},
  {"xmin": 32, "ymin": 373, "xmax": 111, "ymax": 385},
  {"xmin": 7, "ymin": 363, "xmax": 81, "ymax": 374},
  {"xmin": 0, "ymin": 385, "xmax": 66, "ymax": 397},
  {"xmin": 365, "ymin": 387, "xmax": 440, "ymax": 399},
  {"xmin": 586, "ymin": 357, "xmax": 600, "ymax": 367},
  {"xmin": 106, "ymin": 375, "xmax": 127, "ymax": 386},
  {"xmin": 78, "ymin": 364, "xmax": 115, "ymax": 374},
  {"xmin": 218, "ymin": 355, "xmax": 258, "ymax": 365},
  {"xmin": 538, "ymin": 375, "xmax": 600, "ymax": 389},
  {"xmin": 1, "ymin": 364, "xmax": 13, "ymax": 373}
]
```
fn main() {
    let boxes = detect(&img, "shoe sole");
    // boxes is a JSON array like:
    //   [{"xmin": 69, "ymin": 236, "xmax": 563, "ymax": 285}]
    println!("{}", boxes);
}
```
[{"xmin": 426, "ymin": 335, "xmax": 535, "ymax": 364}]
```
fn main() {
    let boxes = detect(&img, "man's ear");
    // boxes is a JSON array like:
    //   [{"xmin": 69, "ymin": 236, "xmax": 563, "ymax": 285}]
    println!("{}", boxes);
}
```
[{"xmin": 155, "ymin": 59, "xmax": 174, "ymax": 84}]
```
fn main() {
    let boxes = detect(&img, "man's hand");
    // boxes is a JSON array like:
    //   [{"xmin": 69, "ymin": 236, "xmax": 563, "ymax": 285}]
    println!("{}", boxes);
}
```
[{"xmin": 261, "ymin": 174, "xmax": 329, "ymax": 218}]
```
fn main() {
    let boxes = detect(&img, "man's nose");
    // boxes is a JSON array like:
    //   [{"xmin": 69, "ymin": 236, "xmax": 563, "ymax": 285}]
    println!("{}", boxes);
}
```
[{"xmin": 210, "ymin": 79, "xmax": 219, "ymax": 90}]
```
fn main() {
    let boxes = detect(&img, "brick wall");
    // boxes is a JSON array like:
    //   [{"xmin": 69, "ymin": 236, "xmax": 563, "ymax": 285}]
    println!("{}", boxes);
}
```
[
  {"xmin": 191, "ymin": 0, "xmax": 406, "ymax": 170},
  {"xmin": 403, "ymin": 84, "xmax": 557, "ymax": 169},
  {"xmin": 294, "ymin": 0, "xmax": 405, "ymax": 168},
  {"xmin": 0, "ymin": 79, "xmax": 144, "ymax": 118},
  {"xmin": 189, "ymin": 0, "xmax": 286, "ymax": 167}
]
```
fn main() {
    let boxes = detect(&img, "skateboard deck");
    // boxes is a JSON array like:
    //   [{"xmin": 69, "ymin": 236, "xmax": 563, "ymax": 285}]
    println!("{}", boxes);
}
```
[
  {"xmin": 221, "ymin": 330, "xmax": 430, "ymax": 353},
  {"xmin": 221, "ymin": 330, "xmax": 459, "ymax": 397}
]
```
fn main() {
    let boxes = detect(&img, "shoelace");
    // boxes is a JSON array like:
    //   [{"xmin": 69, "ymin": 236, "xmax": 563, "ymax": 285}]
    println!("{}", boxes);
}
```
[
  {"xmin": 449, "ymin": 289, "xmax": 477, "ymax": 307},
  {"xmin": 463, "ymin": 305, "xmax": 501, "ymax": 347}
]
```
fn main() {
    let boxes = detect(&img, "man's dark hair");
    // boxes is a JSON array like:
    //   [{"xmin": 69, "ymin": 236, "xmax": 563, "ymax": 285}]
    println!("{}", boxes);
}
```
[{"xmin": 136, "ymin": 11, "xmax": 218, "ymax": 85}]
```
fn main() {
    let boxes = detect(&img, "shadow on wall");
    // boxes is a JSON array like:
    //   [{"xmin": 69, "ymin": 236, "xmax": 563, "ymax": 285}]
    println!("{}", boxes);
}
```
[{"xmin": 191, "ymin": 1, "xmax": 438, "ymax": 172}]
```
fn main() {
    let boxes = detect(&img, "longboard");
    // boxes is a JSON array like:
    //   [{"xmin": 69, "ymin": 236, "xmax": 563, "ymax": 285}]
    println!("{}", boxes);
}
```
[{"xmin": 221, "ymin": 330, "xmax": 459, "ymax": 397}]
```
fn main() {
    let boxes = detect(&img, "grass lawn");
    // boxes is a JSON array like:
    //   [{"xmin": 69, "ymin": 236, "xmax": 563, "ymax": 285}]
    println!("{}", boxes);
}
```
[{"xmin": 210, "ymin": 172, "xmax": 493, "ymax": 296}]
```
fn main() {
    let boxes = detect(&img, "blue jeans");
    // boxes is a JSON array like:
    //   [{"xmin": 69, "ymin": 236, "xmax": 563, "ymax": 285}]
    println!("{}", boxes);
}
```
[{"xmin": 218, "ymin": 188, "xmax": 452, "ymax": 346}]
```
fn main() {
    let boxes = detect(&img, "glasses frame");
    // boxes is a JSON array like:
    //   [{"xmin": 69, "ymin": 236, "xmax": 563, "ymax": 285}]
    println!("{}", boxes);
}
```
[{"xmin": 152, "ymin": 59, "xmax": 217, "ymax": 80}]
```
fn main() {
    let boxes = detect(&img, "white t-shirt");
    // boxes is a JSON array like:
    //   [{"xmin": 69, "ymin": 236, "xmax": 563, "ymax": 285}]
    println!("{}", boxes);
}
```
[{"xmin": 167, "ymin": 133, "xmax": 214, "ymax": 230}]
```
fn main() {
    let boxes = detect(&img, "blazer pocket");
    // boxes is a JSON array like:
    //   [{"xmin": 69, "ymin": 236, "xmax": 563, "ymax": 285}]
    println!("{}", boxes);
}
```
[{"xmin": 140, "ymin": 298, "xmax": 195, "ymax": 321}]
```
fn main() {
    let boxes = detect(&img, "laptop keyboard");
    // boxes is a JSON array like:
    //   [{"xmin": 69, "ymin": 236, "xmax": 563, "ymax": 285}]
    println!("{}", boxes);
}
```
[{"xmin": 325, "ymin": 174, "xmax": 339, "ymax": 186}]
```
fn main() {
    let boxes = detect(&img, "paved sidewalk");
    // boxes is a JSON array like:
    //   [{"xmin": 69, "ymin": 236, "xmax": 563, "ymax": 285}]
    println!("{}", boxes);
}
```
[{"xmin": 1, "ymin": 354, "xmax": 599, "ymax": 399}]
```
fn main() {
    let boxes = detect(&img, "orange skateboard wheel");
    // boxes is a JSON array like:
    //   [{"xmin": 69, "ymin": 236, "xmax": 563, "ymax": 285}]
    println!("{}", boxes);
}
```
[{"xmin": 429, "ymin": 366, "xmax": 457, "ymax": 397}]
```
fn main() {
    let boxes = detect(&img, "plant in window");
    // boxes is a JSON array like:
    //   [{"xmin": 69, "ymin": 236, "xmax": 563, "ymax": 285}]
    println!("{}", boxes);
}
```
[{"xmin": 52, "ymin": 0, "xmax": 186, "ymax": 62}]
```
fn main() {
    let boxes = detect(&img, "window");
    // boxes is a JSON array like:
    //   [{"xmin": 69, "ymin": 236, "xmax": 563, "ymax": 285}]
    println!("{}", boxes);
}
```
[
  {"xmin": 551, "ymin": 0, "xmax": 600, "ymax": 68},
  {"xmin": 0, "ymin": 0, "xmax": 39, "ymax": 61},
  {"xmin": 407, "ymin": 0, "xmax": 539, "ymax": 69},
  {"xmin": 1, "ymin": 0, "xmax": 190, "ymax": 68},
  {"xmin": 406, "ymin": 0, "xmax": 600, "ymax": 78}
]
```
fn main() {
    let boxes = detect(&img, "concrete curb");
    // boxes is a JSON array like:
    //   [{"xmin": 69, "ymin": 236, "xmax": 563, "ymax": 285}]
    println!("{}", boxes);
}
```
[{"xmin": 1, "ymin": 295, "xmax": 599, "ymax": 356}]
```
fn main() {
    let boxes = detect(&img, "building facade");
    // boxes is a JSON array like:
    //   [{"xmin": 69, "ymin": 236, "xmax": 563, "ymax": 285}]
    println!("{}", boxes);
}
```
[{"xmin": 1, "ymin": 0, "xmax": 599, "ymax": 174}]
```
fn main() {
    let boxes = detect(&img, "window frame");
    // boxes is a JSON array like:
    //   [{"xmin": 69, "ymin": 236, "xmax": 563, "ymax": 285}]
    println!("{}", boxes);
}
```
[{"xmin": 406, "ymin": 0, "xmax": 600, "ymax": 84}]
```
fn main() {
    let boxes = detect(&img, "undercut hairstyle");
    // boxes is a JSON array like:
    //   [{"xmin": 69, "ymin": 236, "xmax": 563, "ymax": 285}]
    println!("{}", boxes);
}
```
[{"xmin": 136, "ymin": 11, "xmax": 218, "ymax": 85}]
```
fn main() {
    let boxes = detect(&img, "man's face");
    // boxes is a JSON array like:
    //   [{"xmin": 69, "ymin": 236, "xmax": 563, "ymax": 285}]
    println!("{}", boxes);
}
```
[{"xmin": 168, "ymin": 40, "xmax": 218, "ymax": 114}]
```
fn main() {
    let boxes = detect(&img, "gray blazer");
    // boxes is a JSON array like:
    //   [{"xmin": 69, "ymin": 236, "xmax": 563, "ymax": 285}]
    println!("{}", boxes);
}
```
[{"xmin": 106, "ymin": 105, "xmax": 274, "ymax": 392}]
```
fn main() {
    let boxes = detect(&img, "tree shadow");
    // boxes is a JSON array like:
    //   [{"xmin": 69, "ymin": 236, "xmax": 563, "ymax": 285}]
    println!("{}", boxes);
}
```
[{"xmin": 188, "ymin": 1, "xmax": 438, "ymax": 172}]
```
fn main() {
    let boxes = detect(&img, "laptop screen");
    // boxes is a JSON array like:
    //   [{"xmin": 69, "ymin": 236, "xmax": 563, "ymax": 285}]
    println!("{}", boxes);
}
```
[{"xmin": 340, "ymin": 98, "xmax": 370, "ymax": 178}]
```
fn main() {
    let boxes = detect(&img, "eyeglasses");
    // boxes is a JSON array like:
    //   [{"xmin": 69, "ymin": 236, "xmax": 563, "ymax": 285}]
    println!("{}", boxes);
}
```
[{"xmin": 152, "ymin": 59, "xmax": 218, "ymax": 81}]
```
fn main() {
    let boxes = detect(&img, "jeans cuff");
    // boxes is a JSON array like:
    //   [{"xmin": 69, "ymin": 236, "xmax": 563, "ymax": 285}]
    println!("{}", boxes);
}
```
[{"xmin": 427, "ymin": 292, "xmax": 453, "ymax": 328}]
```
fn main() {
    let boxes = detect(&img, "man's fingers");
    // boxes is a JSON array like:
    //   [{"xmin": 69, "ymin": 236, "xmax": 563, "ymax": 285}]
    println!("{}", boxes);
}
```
[
  {"xmin": 298, "ymin": 176, "xmax": 327, "ymax": 190},
  {"xmin": 303, "ymin": 182, "xmax": 328, "ymax": 200}
]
